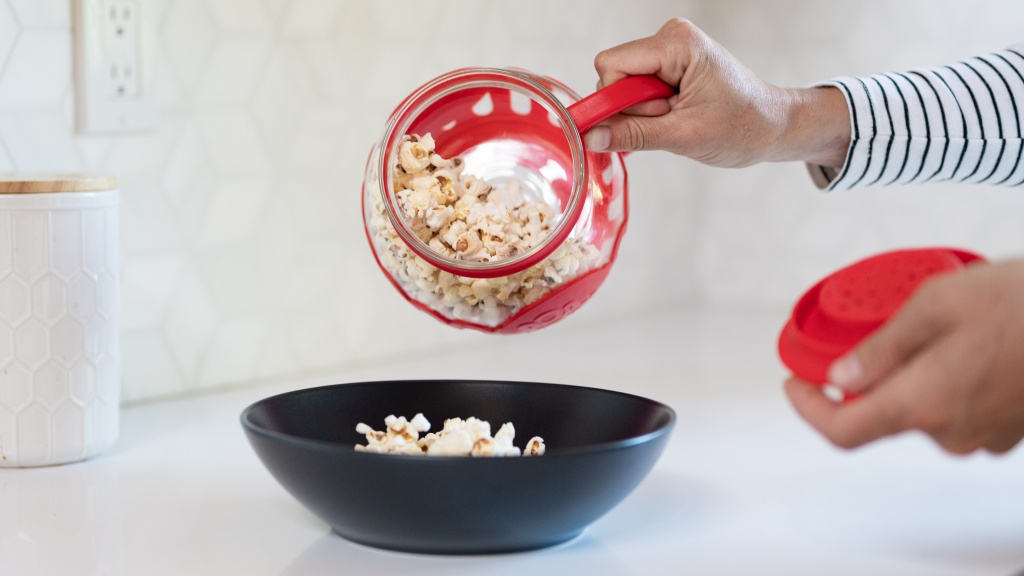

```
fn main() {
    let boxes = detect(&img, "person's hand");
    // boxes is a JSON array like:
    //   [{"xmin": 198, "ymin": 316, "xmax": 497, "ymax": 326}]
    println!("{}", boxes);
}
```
[
  {"xmin": 785, "ymin": 259, "xmax": 1024, "ymax": 455},
  {"xmin": 587, "ymin": 18, "xmax": 850, "ymax": 168}
]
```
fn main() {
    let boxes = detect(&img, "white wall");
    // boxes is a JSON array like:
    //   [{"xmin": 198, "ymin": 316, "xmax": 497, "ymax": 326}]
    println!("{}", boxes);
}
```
[{"xmin": 0, "ymin": 0, "xmax": 1022, "ymax": 402}]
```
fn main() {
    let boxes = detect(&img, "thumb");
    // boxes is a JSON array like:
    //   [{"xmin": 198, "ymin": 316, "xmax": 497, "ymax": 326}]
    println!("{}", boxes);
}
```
[
  {"xmin": 828, "ymin": 294, "xmax": 945, "ymax": 394},
  {"xmin": 584, "ymin": 114, "xmax": 674, "ymax": 153}
]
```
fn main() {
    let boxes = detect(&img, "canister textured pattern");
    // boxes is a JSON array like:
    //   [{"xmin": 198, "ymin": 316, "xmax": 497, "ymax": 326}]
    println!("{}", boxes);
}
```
[{"xmin": 0, "ymin": 191, "xmax": 120, "ymax": 467}]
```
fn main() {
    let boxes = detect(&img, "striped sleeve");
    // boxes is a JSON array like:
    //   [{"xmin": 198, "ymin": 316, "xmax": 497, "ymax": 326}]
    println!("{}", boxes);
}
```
[{"xmin": 808, "ymin": 43, "xmax": 1024, "ymax": 191}]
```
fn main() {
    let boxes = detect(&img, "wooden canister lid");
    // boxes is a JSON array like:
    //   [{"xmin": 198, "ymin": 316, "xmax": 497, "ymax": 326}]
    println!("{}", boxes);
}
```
[{"xmin": 0, "ymin": 173, "xmax": 118, "ymax": 194}]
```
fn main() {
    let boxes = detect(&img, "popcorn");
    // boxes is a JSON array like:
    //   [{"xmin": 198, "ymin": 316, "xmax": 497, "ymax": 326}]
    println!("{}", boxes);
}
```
[
  {"xmin": 524, "ymin": 436, "xmax": 546, "ymax": 456},
  {"xmin": 354, "ymin": 413, "xmax": 432, "ymax": 455},
  {"xmin": 354, "ymin": 414, "xmax": 545, "ymax": 457},
  {"xmin": 367, "ymin": 133, "xmax": 602, "ymax": 327}
]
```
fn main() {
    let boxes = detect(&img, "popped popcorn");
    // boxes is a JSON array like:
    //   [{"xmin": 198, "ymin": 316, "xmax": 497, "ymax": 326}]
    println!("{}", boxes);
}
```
[
  {"xmin": 354, "ymin": 413, "xmax": 546, "ymax": 457},
  {"xmin": 367, "ymin": 133, "xmax": 602, "ymax": 327}
]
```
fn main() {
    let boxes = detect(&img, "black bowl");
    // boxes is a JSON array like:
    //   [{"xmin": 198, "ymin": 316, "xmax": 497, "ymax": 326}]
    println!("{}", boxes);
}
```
[{"xmin": 241, "ymin": 379, "xmax": 675, "ymax": 555}]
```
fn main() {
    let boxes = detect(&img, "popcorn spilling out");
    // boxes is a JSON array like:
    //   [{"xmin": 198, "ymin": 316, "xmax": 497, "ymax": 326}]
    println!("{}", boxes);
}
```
[
  {"xmin": 367, "ymin": 133, "xmax": 601, "ymax": 327},
  {"xmin": 354, "ymin": 413, "xmax": 546, "ymax": 457}
]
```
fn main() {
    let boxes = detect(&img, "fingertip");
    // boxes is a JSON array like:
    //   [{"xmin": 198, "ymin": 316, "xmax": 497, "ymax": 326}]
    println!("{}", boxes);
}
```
[
  {"xmin": 827, "ymin": 353, "xmax": 863, "ymax": 390},
  {"xmin": 784, "ymin": 377, "xmax": 837, "ymax": 421},
  {"xmin": 784, "ymin": 378, "xmax": 867, "ymax": 450},
  {"xmin": 584, "ymin": 125, "xmax": 611, "ymax": 152}
]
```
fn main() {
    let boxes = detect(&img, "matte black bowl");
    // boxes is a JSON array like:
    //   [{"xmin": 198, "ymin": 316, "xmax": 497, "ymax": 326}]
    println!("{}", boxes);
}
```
[{"xmin": 241, "ymin": 379, "xmax": 675, "ymax": 555}]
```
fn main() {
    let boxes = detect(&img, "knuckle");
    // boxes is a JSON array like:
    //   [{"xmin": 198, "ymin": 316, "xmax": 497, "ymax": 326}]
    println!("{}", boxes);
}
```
[
  {"xmin": 984, "ymin": 434, "xmax": 1021, "ymax": 454},
  {"xmin": 913, "ymin": 275, "xmax": 957, "ymax": 312},
  {"xmin": 985, "ymin": 443, "xmax": 1014, "ymax": 455},
  {"xmin": 939, "ymin": 438, "xmax": 978, "ymax": 456},
  {"xmin": 827, "ymin": 433, "xmax": 863, "ymax": 451},
  {"xmin": 620, "ymin": 120, "xmax": 647, "ymax": 151},
  {"xmin": 661, "ymin": 17, "xmax": 696, "ymax": 38},
  {"xmin": 929, "ymin": 417, "xmax": 983, "ymax": 455},
  {"xmin": 593, "ymin": 49, "xmax": 612, "ymax": 73}
]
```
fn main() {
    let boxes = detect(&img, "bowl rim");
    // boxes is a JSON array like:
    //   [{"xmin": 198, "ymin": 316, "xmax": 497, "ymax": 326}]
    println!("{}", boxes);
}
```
[{"xmin": 240, "ymin": 379, "xmax": 676, "ymax": 460}]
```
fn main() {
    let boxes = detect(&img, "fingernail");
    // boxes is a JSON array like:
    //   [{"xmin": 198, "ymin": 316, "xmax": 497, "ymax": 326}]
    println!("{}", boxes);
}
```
[
  {"xmin": 584, "ymin": 126, "xmax": 611, "ymax": 151},
  {"xmin": 828, "ymin": 355, "xmax": 862, "ymax": 388}
]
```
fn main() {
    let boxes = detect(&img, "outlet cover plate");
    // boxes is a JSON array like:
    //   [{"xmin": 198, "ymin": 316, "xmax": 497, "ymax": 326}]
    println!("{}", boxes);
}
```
[{"xmin": 73, "ymin": 0, "xmax": 156, "ymax": 134}]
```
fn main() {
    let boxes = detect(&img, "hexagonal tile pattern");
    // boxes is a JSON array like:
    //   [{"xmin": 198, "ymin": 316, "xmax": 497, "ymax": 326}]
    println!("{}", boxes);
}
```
[
  {"xmin": 96, "ymin": 271, "xmax": 117, "ymax": 321},
  {"xmin": 0, "ymin": 323, "xmax": 12, "ymax": 365},
  {"xmin": 68, "ymin": 274, "xmax": 97, "ymax": 322},
  {"xmin": 0, "ymin": 406, "xmax": 14, "ymax": 462},
  {"xmin": 0, "ymin": 196, "xmax": 119, "ymax": 467},
  {"xmin": 0, "ymin": 276, "xmax": 30, "ymax": 326},
  {"xmin": 16, "ymin": 404, "xmax": 50, "ymax": 466},
  {"xmin": 69, "ymin": 362, "xmax": 96, "ymax": 406},
  {"xmin": 34, "ymin": 362, "xmax": 69, "ymax": 410},
  {"xmin": 81, "ymin": 206, "xmax": 109, "ymax": 277},
  {"xmin": 11, "ymin": 211, "xmax": 48, "ymax": 282},
  {"xmin": 0, "ymin": 212, "xmax": 12, "ymax": 277},
  {"xmin": 15, "ymin": 319, "xmax": 50, "ymax": 370},
  {"xmin": 0, "ymin": 363, "xmax": 32, "ymax": 413},
  {"xmin": 51, "ymin": 402, "xmax": 84, "ymax": 463},
  {"xmin": 51, "ymin": 316, "xmax": 84, "ymax": 367},
  {"xmin": 31, "ymin": 274, "xmax": 67, "ymax": 326},
  {"xmin": 50, "ymin": 210, "xmax": 83, "ymax": 280},
  {"xmin": 95, "ymin": 355, "xmax": 118, "ymax": 403},
  {"xmin": 83, "ymin": 314, "xmax": 105, "ymax": 363}
]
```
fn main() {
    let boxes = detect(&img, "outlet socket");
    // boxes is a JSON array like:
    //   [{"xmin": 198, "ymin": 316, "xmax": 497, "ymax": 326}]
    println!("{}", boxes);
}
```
[
  {"xmin": 73, "ymin": 0, "xmax": 155, "ymax": 133},
  {"xmin": 103, "ymin": 0, "xmax": 140, "ymax": 98}
]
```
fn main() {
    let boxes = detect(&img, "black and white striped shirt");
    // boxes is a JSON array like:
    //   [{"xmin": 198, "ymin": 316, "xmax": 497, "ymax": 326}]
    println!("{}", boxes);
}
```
[{"xmin": 809, "ymin": 43, "xmax": 1024, "ymax": 191}]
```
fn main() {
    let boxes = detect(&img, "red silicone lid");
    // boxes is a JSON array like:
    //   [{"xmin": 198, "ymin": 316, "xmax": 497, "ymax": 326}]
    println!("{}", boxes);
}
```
[{"xmin": 778, "ymin": 247, "xmax": 986, "ymax": 384}]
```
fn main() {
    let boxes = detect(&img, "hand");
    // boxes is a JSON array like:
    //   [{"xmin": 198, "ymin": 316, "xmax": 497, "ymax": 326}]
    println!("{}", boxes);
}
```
[
  {"xmin": 785, "ymin": 259, "xmax": 1024, "ymax": 455},
  {"xmin": 587, "ymin": 18, "xmax": 850, "ymax": 168}
]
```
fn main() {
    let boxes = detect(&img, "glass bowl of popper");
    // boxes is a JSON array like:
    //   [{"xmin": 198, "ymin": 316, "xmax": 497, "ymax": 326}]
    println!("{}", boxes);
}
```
[{"xmin": 240, "ymin": 379, "xmax": 675, "ymax": 555}]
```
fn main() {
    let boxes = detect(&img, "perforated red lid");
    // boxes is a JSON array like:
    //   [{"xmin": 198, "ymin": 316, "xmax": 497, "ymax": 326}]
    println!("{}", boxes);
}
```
[{"xmin": 778, "ymin": 248, "xmax": 985, "ymax": 384}]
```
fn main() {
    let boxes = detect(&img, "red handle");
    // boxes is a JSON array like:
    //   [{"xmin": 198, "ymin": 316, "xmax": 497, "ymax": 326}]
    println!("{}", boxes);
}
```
[{"xmin": 567, "ymin": 74, "xmax": 676, "ymax": 134}]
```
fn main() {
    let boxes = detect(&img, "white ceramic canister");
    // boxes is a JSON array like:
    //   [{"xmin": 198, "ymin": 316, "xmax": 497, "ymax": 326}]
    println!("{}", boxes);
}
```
[{"xmin": 0, "ymin": 174, "xmax": 119, "ymax": 467}]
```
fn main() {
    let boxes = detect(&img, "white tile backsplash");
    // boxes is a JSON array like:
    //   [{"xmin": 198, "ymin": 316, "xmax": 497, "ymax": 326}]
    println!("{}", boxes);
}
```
[
  {"xmin": 206, "ymin": 0, "xmax": 271, "ymax": 35},
  {"xmin": 5, "ymin": 0, "xmax": 68, "ymax": 30},
  {"xmin": 0, "ymin": 30, "xmax": 69, "ymax": 106},
  {"xmin": 0, "ymin": 0, "xmax": 1023, "ymax": 403},
  {"xmin": 0, "ymin": 3, "xmax": 15, "ymax": 69},
  {"xmin": 281, "ymin": 0, "xmax": 339, "ymax": 37},
  {"xmin": 195, "ymin": 38, "xmax": 270, "ymax": 105},
  {"xmin": 160, "ymin": 0, "xmax": 216, "ymax": 95},
  {"xmin": 0, "ymin": 108, "xmax": 83, "ymax": 171}
]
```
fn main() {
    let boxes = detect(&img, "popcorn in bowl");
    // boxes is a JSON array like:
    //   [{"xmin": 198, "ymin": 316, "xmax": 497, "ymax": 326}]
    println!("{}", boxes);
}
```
[
  {"xmin": 366, "ymin": 133, "xmax": 602, "ymax": 327},
  {"xmin": 355, "ymin": 413, "xmax": 546, "ymax": 457}
]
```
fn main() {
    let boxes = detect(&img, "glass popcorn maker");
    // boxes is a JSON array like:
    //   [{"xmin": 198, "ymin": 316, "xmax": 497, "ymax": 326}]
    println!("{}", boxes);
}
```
[{"xmin": 362, "ymin": 67, "xmax": 673, "ymax": 334}]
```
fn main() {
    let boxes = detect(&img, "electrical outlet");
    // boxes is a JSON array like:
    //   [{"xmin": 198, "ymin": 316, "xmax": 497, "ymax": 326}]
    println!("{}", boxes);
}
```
[
  {"xmin": 103, "ymin": 0, "xmax": 141, "ymax": 98},
  {"xmin": 73, "ymin": 0, "xmax": 155, "ymax": 133}
]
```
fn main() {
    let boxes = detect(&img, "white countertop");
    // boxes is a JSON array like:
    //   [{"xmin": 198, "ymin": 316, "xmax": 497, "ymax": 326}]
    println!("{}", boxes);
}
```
[{"xmin": 3, "ymin": 306, "xmax": 1024, "ymax": 576}]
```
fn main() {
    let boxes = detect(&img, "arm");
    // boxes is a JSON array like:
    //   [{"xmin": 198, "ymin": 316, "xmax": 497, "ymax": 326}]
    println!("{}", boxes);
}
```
[
  {"xmin": 816, "ymin": 46, "xmax": 1024, "ymax": 191},
  {"xmin": 584, "ymin": 18, "xmax": 851, "ymax": 169},
  {"xmin": 591, "ymin": 19, "xmax": 1024, "ymax": 192}
]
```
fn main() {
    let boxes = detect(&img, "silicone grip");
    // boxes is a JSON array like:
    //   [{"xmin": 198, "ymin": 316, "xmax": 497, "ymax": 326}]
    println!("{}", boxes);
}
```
[{"xmin": 567, "ymin": 74, "xmax": 677, "ymax": 134}]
